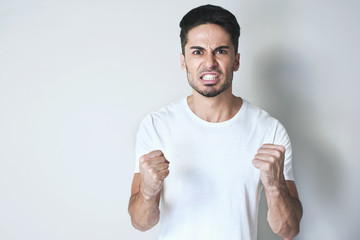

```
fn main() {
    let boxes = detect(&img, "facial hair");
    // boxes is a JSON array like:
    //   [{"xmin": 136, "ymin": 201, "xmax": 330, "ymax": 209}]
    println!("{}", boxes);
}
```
[{"xmin": 186, "ymin": 67, "xmax": 233, "ymax": 98}]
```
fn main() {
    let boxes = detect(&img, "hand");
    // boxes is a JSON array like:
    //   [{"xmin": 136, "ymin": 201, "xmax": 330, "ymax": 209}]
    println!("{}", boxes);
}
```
[
  {"xmin": 139, "ymin": 150, "xmax": 170, "ymax": 200},
  {"xmin": 252, "ymin": 144, "xmax": 287, "ymax": 191}
]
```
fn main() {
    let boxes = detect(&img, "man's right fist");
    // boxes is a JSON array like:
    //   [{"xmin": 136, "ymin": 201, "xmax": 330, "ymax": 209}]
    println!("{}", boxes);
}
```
[{"xmin": 139, "ymin": 150, "xmax": 170, "ymax": 200}]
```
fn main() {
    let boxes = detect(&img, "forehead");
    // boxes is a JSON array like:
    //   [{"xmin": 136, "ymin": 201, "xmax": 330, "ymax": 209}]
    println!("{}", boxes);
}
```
[{"xmin": 186, "ymin": 23, "xmax": 232, "ymax": 49}]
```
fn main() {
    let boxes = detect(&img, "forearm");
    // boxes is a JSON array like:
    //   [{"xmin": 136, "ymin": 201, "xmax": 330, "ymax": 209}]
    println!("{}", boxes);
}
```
[
  {"xmin": 265, "ymin": 186, "xmax": 303, "ymax": 239},
  {"xmin": 128, "ymin": 187, "xmax": 160, "ymax": 231}
]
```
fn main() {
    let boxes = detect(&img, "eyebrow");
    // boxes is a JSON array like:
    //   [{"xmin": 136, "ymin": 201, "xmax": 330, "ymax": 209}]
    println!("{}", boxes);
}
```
[{"xmin": 189, "ymin": 45, "xmax": 231, "ymax": 51}]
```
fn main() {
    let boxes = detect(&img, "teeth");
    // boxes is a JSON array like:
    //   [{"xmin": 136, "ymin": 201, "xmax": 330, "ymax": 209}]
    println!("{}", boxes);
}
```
[{"xmin": 202, "ymin": 74, "xmax": 217, "ymax": 80}]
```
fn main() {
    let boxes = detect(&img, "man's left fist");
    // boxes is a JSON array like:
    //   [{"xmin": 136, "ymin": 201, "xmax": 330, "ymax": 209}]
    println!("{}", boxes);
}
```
[{"xmin": 252, "ymin": 144, "xmax": 286, "ymax": 190}]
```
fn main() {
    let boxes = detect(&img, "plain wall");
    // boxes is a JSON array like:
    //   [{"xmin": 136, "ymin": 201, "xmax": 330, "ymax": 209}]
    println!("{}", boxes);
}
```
[{"xmin": 1, "ymin": 0, "xmax": 359, "ymax": 239}]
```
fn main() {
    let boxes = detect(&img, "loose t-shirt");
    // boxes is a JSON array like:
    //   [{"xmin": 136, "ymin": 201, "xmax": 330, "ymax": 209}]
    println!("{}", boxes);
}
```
[{"xmin": 134, "ymin": 97, "xmax": 294, "ymax": 240}]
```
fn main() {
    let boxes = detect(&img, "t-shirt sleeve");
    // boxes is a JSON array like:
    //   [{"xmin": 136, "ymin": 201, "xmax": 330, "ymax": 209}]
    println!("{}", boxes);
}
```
[
  {"xmin": 134, "ymin": 114, "xmax": 161, "ymax": 173},
  {"xmin": 273, "ymin": 121, "xmax": 294, "ymax": 181}
]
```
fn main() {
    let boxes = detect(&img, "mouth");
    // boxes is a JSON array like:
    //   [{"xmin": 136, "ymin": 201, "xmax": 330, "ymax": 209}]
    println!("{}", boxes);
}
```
[{"xmin": 200, "ymin": 72, "xmax": 220, "ymax": 85}]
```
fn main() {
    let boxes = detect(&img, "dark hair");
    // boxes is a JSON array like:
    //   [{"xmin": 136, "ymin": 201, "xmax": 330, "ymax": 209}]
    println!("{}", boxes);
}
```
[{"xmin": 179, "ymin": 4, "xmax": 241, "ymax": 54}]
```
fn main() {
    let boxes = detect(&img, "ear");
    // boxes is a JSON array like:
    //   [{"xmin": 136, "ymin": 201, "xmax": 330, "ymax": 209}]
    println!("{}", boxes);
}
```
[
  {"xmin": 233, "ymin": 53, "xmax": 240, "ymax": 72},
  {"xmin": 180, "ymin": 53, "xmax": 186, "ymax": 72}
]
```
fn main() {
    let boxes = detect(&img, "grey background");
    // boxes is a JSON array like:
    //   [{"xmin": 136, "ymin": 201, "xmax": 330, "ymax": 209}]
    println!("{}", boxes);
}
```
[{"xmin": 1, "ymin": 0, "xmax": 359, "ymax": 239}]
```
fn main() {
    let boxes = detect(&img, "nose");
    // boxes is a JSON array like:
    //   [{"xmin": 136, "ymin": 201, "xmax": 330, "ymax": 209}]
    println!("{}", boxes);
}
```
[{"xmin": 204, "ymin": 53, "xmax": 218, "ymax": 70}]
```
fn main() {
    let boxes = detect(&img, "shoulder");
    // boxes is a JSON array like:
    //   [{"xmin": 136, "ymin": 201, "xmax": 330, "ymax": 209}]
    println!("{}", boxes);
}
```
[
  {"xmin": 242, "ymin": 99, "xmax": 280, "ymax": 127},
  {"xmin": 140, "ymin": 98, "xmax": 186, "ymax": 127},
  {"xmin": 242, "ymin": 100, "xmax": 290, "ymax": 145}
]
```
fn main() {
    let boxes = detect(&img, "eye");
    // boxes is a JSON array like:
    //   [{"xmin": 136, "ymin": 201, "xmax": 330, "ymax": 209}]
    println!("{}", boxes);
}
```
[
  {"xmin": 193, "ymin": 50, "xmax": 203, "ymax": 55},
  {"xmin": 216, "ymin": 49, "xmax": 227, "ymax": 54}
]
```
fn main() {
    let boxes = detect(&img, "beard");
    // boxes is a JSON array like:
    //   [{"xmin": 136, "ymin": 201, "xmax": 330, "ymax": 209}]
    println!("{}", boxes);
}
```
[{"xmin": 186, "ymin": 70, "xmax": 233, "ymax": 98}]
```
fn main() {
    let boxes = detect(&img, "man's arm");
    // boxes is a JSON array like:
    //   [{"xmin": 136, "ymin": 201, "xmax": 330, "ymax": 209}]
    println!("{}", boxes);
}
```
[
  {"xmin": 264, "ymin": 180, "xmax": 302, "ymax": 239},
  {"xmin": 253, "ymin": 144, "xmax": 303, "ymax": 239},
  {"xmin": 128, "ymin": 173, "xmax": 161, "ymax": 231},
  {"xmin": 128, "ymin": 150, "xmax": 169, "ymax": 231}
]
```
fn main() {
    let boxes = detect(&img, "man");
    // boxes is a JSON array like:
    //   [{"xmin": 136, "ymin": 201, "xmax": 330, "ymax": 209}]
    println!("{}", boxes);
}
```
[{"xmin": 128, "ymin": 4, "xmax": 302, "ymax": 240}]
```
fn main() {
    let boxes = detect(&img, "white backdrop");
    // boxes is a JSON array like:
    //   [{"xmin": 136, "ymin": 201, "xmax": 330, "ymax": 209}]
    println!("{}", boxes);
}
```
[{"xmin": 1, "ymin": 0, "xmax": 359, "ymax": 239}]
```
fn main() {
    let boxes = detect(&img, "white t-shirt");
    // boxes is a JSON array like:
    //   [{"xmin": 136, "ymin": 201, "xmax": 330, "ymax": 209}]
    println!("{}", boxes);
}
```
[{"xmin": 135, "ymin": 97, "xmax": 294, "ymax": 240}]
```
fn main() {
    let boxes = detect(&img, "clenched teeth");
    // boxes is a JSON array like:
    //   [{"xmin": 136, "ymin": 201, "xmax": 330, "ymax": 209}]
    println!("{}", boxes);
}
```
[{"xmin": 201, "ymin": 74, "xmax": 217, "ymax": 80}]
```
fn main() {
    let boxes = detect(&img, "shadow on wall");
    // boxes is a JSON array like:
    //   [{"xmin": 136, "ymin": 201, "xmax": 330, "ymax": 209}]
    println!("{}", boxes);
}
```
[{"xmin": 252, "ymin": 47, "xmax": 343, "ymax": 239}]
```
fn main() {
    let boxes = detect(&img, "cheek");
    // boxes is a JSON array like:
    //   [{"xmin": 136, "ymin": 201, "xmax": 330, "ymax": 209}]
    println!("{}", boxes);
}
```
[
  {"xmin": 222, "ymin": 60, "xmax": 236, "ymax": 72},
  {"xmin": 186, "ymin": 62, "xmax": 198, "ymax": 74},
  {"xmin": 187, "ymin": 71, "xmax": 196, "ymax": 81}
]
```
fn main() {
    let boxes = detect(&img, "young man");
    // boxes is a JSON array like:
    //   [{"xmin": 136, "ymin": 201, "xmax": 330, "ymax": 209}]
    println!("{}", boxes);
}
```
[{"xmin": 128, "ymin": 5, "xmax": 302, "ymax": 240}]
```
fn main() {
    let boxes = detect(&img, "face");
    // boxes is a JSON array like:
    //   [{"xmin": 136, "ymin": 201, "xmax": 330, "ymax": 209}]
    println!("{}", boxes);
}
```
[{"xmin": 180, "ymin": 23, "xmax": 240, "ymax": 98}]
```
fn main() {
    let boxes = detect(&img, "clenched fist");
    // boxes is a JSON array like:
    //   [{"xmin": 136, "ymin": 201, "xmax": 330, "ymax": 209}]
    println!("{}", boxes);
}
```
[
  {"xmin": 252, "ymin": 144, "xmax": 287, "ymax": 190},
  {"xmin": 139, "ymin": 150, "xmax": 170, "ymax": 200}
]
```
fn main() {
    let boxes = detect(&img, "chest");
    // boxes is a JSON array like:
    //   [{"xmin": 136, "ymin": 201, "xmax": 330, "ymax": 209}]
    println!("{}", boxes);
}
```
[{"xmin": 160, "ymin": 124, "xmax": 271, "ymax": 197}]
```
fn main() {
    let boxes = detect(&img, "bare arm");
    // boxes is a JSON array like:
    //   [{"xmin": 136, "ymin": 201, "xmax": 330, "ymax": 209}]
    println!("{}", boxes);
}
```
[
  {"xmin": 264, "ymin": 180, "xmax": 302, "ymax": 239},
  {"xmin": 128, "ymin": 150, "xmax": 169, "ymax": 231},
  {"xmin": 128, "ymin": 173, "xmax": 161, "ymax": 231},
  {"xmin": 253, "ymin": 144, "xmax": 302, "ymax": 239}
]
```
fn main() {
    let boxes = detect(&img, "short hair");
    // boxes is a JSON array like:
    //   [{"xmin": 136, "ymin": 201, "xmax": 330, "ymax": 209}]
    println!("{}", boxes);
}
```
[{"xmin": 179, "ymin": 4, "xmax": 241, "ymax": 54}]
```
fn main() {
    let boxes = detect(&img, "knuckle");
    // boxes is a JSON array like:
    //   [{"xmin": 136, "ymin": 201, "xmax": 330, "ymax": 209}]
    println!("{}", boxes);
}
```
[
  {"xmin": 264, "ymin": 162, "xmax": 271, "ymax": 170},
  {"xmin": 152, "ymin": 150, "xmax": 163, "ymax": 156},
  {"xmin": 252, "ymin": 159, "xmax": 259, "ymax": 166},
  {"xmin": 161, "ymin": 170, "xmax": 170, "ymax": 180},
  {"xmin": 155, "ymin": 150, "xmax": 162, "ymax": 154},
  {"xmin": 149, "ymin": 168, "xmax": 155, "ymax": 174},
  {"xmin": 141, "ymin": 161, "xmax": 149, "ymax": 169},
  {"xmin": 150, "ymin": 150, "xmax": 158, "ymax": 156},
  {"xmin": 159, "ymin": 163, "xmax": 167, "ymax": 170},
  {"xmin": 269, "ymin": 156, "xmax": 276, "ymax": 163},
  {"xmin": 279, "ymin": 145, "xmax": 286, "ymax": 152},
  {"xmin": 274, "ymin": 151, "xmax": 281, "ymax": 159},
  {"xmin": 140, "ymin": 155, "xmax": 146, "ymax": 163},
  {"xmin": 153, "ymin": 173, "xmax": 160, "ymax": 182}
]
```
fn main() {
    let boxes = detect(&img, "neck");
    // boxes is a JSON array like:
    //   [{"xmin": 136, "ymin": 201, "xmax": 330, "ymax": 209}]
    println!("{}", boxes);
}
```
[{"xmin": 187, "ymin": 87, "xmax": 242, "ymax": 123}]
